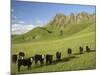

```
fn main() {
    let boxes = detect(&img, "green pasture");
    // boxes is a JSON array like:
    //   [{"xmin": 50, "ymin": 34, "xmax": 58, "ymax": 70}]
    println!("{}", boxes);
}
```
[{"xmin": 11, "ymin": 31, "xmax": 96, "ymax": 74}]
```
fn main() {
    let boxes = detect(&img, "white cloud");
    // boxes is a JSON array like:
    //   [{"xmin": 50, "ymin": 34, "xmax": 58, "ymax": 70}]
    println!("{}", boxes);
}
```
[
  {"xmin": 11, "ymin": 19, "xmax": 46, "ymax": 35},
  {"xmin": 18, "ymin": 21, "xmax": 25, "ymax": 24},
  {"xmin": 12, "ymin": 24, "xmax": 34, "ymax": 35}
]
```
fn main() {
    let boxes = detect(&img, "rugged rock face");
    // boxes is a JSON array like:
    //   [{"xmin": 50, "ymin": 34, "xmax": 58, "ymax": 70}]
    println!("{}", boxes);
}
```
[
  {"xmin": 51, "ymin": 14, "xmax": 67, "ymax": 28},
  {"xmin": 50, "ymin": 12, "xmax": 96, "ymax": 29}
]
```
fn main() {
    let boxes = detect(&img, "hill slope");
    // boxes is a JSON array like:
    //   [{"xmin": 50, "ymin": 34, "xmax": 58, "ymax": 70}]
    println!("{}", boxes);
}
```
[
  {"xmin": 12, "ymin": 12, "xmax": 95, "ymax": 43},
  {"xmin": 11, "ymin": 12, "xmax": 96, "ymax": 74}
]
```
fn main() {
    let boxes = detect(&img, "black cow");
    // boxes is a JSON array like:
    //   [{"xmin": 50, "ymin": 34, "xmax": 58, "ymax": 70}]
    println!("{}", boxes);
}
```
[
  {"xmin": 56, "ymin": 52, "xmax": 61, "ymax": 61},
  {"xmin": 46, "ymin": 54, "xmax": 53, "ymax": 64},
  {"xmin": 86, "ymin": 46, "xmax": 90, "ymax": 52},
  {"xmin": 34, "ymin": 54, "xmax": 45, "ymax": 65},
  {"xmin": 18, "ymin": 57, "xmax": 33, "ymax": 72},
  {"xmin": 12, "ymin": 54, "xmax": 17, "ymax": 63},
  {"xmin": 79, "ymin": 46, "xmax": 83, "ymax": 54},
  {"xmin": 68, "ymin": 48, "xmax": 72, "ymax": 55}
]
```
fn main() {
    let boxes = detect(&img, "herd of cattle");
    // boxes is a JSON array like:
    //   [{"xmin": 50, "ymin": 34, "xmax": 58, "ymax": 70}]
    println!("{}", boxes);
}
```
[{"xmin": 12, "ymin": 46, "xmax": 91, "ymax": 72}]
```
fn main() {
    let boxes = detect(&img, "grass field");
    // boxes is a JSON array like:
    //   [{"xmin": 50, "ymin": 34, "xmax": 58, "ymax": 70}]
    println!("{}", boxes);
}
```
[
  {"xmin": 11, "ymin": 28, "xmax": 96, "ymax": 74},
  {"xmin": 11, "ymin": 3, "xmax": 96, "ymax": 74}
]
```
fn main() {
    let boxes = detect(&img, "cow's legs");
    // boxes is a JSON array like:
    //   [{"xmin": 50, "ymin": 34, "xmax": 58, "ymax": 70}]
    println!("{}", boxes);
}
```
[
  {"xmin": 28, "ymin": 65, "xmax": 31, "ymax": 70},
  {"xmin": 46, "ymin": 59, "xmax": 48, "ymax": 64},
  {"xmin": 46, "ymin": 59, "xmax": 49, "ymax": 64},
  {"xmin": 18, "ymin": 64, "xmax": 20, "ymax": 72},
  {"xmin": 35, "ymin": 60, "xmax": 38, "ymax": 65},
  {"xmin": 49, "ymin": 60, "xmax": 52, "ymax": 64},
  {"xmin": 40, "ymin": 59, "xmax": 44, "ymax": 65}
]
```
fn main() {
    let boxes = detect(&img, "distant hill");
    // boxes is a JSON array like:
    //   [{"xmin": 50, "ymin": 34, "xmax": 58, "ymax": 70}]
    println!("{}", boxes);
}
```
[{"xmin": 12, "ymin": 12, "xmax": 96, "ymax": 43}]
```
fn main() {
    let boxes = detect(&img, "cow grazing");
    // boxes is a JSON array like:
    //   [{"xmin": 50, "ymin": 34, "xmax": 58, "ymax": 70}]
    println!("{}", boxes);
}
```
[
  {"xmin": 18, "ymin": 57, "xmax": 33, "ymax": 72},
  {"xmin": 12, "ymin": 54, "xmax": 17, "ymax": 63},
  {"xmin": 86, "ymin": 46, "xmax": 90, "ymax": 52},
  {"xmin": 79, "ymin": 46, "xmax": 83, "ymax": 54},
  {"xmin": 46, "ymin": 54, "xmax": 53, "ymax": 64},
  {"xmin": 34, "ymin": 54, "xmax": 45, "ymax": 65},
  {"xmin": 56, "ymin": 52, "xmax": 61, "ymax": 61}
]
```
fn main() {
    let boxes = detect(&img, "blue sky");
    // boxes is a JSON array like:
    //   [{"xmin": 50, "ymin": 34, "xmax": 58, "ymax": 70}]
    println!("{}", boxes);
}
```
[{"xmin": 11, "ymin": 0, "xmax": 96, "ymax": 34}]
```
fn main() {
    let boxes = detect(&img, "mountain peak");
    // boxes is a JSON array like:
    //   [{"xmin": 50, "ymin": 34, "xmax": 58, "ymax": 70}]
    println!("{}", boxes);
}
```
[{"xmin": 50, "ymin": 12, "xmax": 95, "ymax": 29}]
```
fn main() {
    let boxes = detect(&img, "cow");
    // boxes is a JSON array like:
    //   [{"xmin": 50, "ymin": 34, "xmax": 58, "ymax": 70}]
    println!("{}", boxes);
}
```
[
  {"xmin": 18, "ymin": 57, "xmax": 33, "ymax": 72},
  {"xmin": 19, "ymin": 52, "xmax": 25, "ymax": 59},
  {"xmin": 46, "ymin": 54, "xmax": 53, "ymax": 64},
  {"xmin": 79, "ymin": 46, "xmax": 83, "ymax": 54},
  {"xmin": 68, "ymin": 48, "xmax": 72, "ymax": 54},
  {"xmin": 12, "ymin": 54, "xmax": 17, "ymax": 63},
  {"xmin": 86, "ymin": 46, "xmax": 90, "ymax": 52},
  {"xmin": 34, "ymin": 54, "xmax": 45, "ymax": 65},
  {"xmin": 56, "ymin": 52, "xmax": 61, "ymax": 61},
  {"xmin": 67, "ymin": 48, "xmax": 72, "ymax": 57}
]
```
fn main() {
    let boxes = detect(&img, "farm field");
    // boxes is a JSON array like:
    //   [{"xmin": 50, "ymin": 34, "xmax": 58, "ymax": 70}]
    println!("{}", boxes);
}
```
[
  {"xmin": 11, "ymin": 29, "xmax": 96, "ymax": 74},
  {"xmin": 11, "ymin": 2, "xmax": 96, "ymax": 74}
]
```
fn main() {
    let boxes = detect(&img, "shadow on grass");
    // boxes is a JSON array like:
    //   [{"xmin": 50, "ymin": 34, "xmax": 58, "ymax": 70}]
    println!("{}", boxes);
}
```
[
  {"xmin": 33, "ymin": 50, "xmax": 96, "ymax": 69},
  {"xmin": 87, "ymin": 50, "xmax": 96, "ymax": 52},
  {"xmin": 17, "ymin": 50, "xmax": 96, "ymax": 72},
  {"xmin": 34, "ymin": 55, "xmax": 78, "ymax": 68},
  {"xmin": 73, "ymin": 50, "xmax": 96, "ymax": 55}
]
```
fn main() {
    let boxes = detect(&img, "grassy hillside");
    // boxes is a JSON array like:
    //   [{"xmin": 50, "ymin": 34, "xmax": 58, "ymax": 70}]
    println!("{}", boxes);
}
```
[
  {"xmin": 12, "ymin": 22, "xmax": 95, "ymax": 43},
  {"xmin": 11, "ymin": 30, "xmax": 96, "ymax": 74},
  {"xmin": 12, "ymin": 12, "xmax": 95, "ymax": 43},
  {"xmin": 11, "ymin": 13, "xmax": 96, "ymax": 74}
]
